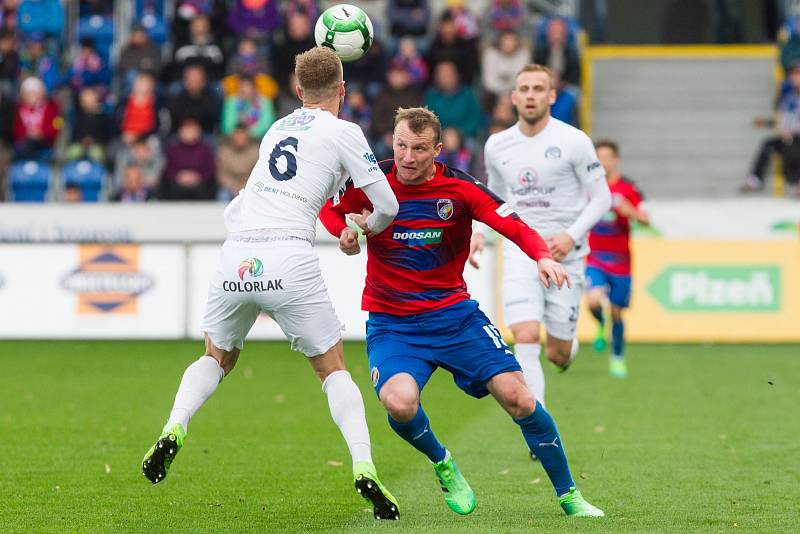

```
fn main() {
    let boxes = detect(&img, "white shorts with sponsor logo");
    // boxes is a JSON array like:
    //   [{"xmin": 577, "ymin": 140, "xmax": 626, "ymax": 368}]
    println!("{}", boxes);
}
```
[
  {"xmin": 201, "ymin": 238, "xmax": 344, "ymax": 357},
  {"xmin": 501, "ymin": 242, "xmax": 585, "ymax": 341}
]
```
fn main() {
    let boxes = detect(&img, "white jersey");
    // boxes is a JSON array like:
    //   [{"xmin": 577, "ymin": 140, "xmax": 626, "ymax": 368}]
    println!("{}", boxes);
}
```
[
  {"xmin": 224, "ymin": 107, "xmax": 385, "ymax": 240},
  {"xmin": 484, "ymin": 118, "xmax": 606, "ymax": 262}
]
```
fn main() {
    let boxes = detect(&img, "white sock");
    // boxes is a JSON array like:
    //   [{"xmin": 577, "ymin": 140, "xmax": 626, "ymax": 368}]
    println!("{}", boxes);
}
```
[
  {"xmin": 515, "ymin": 343, "xmax": 545, "ymax": 408},
  {"xmin": 165, "ymin": 355, "xmax": 224, "ymax": 432},
  {"xmin": 322, "ymin": 370, "xmax": 372, "ymax": 468}
]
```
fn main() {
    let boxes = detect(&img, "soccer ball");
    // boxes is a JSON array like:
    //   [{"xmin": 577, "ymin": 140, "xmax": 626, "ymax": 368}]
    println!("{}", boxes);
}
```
[{"xmin": 314, "ymin": 4, "xmax": 374, "ymax": 63}]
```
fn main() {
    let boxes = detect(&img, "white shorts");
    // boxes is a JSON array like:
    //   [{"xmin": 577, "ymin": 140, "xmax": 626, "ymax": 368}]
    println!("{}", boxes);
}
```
[
  {"xmin": 201, "ymin": 238, "xmax": 344, "ymax": 357},
  {"xmin": 501, "ymin": 243, "xmax": 585, "ymax": 341}
]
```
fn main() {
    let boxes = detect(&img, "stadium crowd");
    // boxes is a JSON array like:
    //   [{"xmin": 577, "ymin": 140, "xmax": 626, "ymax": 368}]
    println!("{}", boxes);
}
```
[{"xmin": 0, "ymin": 0, "xmax": 584, "ymax": 202}]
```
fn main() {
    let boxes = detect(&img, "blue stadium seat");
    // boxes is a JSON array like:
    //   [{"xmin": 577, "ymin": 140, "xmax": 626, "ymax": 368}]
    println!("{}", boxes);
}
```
[
  {"xmin": 78, "ymin": 15, "xmax": 114, "ymax": 63},
  {"xmin": 63, "ymin": 160, "xmax": 106, "ymax": 202},
  {"xmin": 140, "ymin": 13, "xmax": 168, "ymax": 44},
  {"xmin": 10, "ymin": 161, "xmax": 51, "ymax": 202}
]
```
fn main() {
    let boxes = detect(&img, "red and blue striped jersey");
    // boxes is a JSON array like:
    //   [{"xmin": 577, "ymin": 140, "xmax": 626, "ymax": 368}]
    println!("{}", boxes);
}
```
[
  {"xmin": 587, "ymin": 176, "xmax": 644, "ymax": 276},
  {"xmin": 319, "ymin": 160, "xmax": 553, "ymax": 315}
]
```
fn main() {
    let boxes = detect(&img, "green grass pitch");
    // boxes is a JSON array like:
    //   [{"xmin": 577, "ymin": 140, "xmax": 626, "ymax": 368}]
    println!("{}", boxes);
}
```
[{"xmin": 1, "ymin": 341, "xmax": 798, "ymax": 533}]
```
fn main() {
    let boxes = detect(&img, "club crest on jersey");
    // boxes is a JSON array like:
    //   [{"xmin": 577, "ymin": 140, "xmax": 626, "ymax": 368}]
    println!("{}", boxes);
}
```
[
  {"xmin": 437, "ymin": 199, "xmax": 454, "ymax": 220},
  {"xmin": 518, "ymin": 168, "xmax": 539, "ymax": 187},
  {"xmin": 371, "ymin": 366, "xmax": 380, "ymax": 386},
  {"xmin": 545, "ymin": 146, "xmax": 562, "ymax": 159}
]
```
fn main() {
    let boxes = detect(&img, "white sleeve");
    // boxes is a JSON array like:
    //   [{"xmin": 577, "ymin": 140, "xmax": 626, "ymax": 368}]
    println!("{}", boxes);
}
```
[
  {"xmin": 361, "ymin": 179, "xmax": 399, "ymax": 234},
  {"xmin": 337, "ymin": 122, "xmax": 385, "ymax": 188},
  {"xmin": 473, "ymin": 139, "xmax": 506, "ymax": 236}
]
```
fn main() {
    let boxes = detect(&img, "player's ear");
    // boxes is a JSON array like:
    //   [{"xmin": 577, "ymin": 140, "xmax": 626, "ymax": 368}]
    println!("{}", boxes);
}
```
[
  {"xmin": 339, "ymin": 80, "xmax": 345, "ymax": 96},
  {"xmin": 294, "ymin": 84, "xmax": 304, "ymax": 101},
  {"xmin": 433, "ymin": 142, "xmax": 443, "ymax": 158}
]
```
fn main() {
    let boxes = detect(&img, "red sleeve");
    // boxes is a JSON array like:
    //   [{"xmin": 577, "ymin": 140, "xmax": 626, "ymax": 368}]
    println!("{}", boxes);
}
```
[
  {"xmin": 319, "ymin": 178, "xmax": 373, "ymax": 238},
  {"xmin": 463, "ymin": 180, "xmax": 553, "ymax": 261}
]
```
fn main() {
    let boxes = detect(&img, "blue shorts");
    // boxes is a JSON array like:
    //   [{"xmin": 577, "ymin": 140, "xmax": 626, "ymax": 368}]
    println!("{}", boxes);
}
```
[
  {"xmin": 586, "ymin": 266, "xmax": 632, "ymax": 308},
  {"xmin": 365, "ymin": 299, "xmax": 522, "ymax": 399}
]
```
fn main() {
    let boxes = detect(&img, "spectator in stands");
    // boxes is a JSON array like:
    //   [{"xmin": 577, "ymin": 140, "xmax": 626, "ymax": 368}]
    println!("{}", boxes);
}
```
[
  {"xmin": 0, "ymin": 3, "xmax": 18, "ymax": 33},
  {"xmin": 426, "ymin": 13, "xmax": 479, "ymax": 84},
  {"xmin": 386, "ymin": 0, "xmax": 430, "ymax": 40},
  {"xmin": 481, "ymin": 30, "xmax": 531, "ymax": 104},
  {"xmin": 0, "ymin": 28, "xmax": 19, "ymax": 94},
  {"xmin": 343, "ymin": 37, "xmax": 386, "ymax": 99},
  {"xmin": 65, "ymin": 87, "xmax": 112, "ymax": 164},
  {"xmin": 222, "ymin": 37, "xmax": 278, "ymax": 100},
  {"xmin": 172, "ymin": 0, "xmax": 228, "ymax": 47},
  {"xmin": 271, "ymin": 12, "xmax": 315, "ymax": 87},
  {"xmin": 442, "ymin": 0, "xmax": 480, "ymax": 41},
  {"xmin": 491, "ymin": 93, "xmax": 515, "ymax": 128},
  {"xmin": 63, "ymin": 184, "xmax": 83, "ymax": 203},
  {"xmin": 781, "ymin": 17, "xmax": 800, "ymax": 75},
  {"xmin": 114, "ymin": 135, "xmax": 164, "ymax": 191},
  {"xmin": 276, "ymin": 71, "xmax": 299, "ymax": 119},
  {"xmin": 118, "ymin": 23, "xmax": 162, "ymax": 87},
  {"xmin": 221, "ymin": 74, "xmax": 275, "ymax": 140},
  {"xmin": 534, "ymin": 17, "xmax": 580, "ymax": 87},
  {"xmin": 551, "ymin": 73, "xmax": 579, "ymax": 127},
  {"xmin": 17, "ymin": 0, "xmax": 63, "ymax": 39},
  {"xmin": 390, "ymin": 37, "xmax": 428, "ymax": 88},
  {"xmin": 372, "ymin": 66, "xmax": 424, "ymax": 158},
  {"xmin": 65, "ymin": 38, "xmax": 111, "ymax": 94},
  {"xmin": 119, "ymin": 73, "xmax": 159, "ymax": 144},
  {"xmin": 435, "ymin": 126, "xmax": 473, "ymax": 172},
  {"xmin": 742, "ymin": 62, "xmax": 800, "ymax": 195},
  {"xmin": 216, "ymin": 124, "xmax": 258, "ymax": 200},
  {"xmin": 171, "ymin": 14, "xmax": 225, "ymax": 81},
  {"xmin": 13, "ymin": 76, "xmax": 61, "ymax": 161},
  {"xmin": 487, "ymin": 0, "xmax": 525, "ymax": 35},
  {"xmin": 111, "ymin": 163, "xmax": 153, "ymax": 202},
  {"xmin": 0, "ymin": 89, "xmax": 13, "ymax": 200},
  {"xmin": 161, "ymin": 117, "xmax": 216, "ymax": 200},
  {"xmin": 424, "ymin": 61, "xmax": 481, "ymax": 138},
  {"xmin": 80, "ymin": 0, "xmax": 112, "ymax": 16},
  {"xmin": 339, "ymin": 88, "xmax": 371, "ymax": 134},
  {"xmin": 227, "ymin": 0, "xmax": 281, "ymax": 42},
  {"xmin": 285, "ymin": 0, "xmax": 318, "ymax": 21},
  {"xmin": 19, "ymin": 32, "xmax": 60, "ymax": 92},
  {"xmin": 168, "ymin": 63, "xmax": 221, "ymax": 135}
]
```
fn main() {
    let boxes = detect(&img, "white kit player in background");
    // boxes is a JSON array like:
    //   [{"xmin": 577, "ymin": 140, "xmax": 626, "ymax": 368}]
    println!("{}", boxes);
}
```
[
  {"xmin": 470, "ymin": 64, "xmax": 611, "ymax": 409},
  {"xmin": 141, "ymin": 47, "xmax": 401, "ymax": 520}
]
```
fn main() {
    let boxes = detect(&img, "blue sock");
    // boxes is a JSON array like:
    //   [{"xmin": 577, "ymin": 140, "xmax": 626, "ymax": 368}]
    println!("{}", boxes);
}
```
[
  {"xmin": 388, "ymin": 405, "xmax": 446, "ymax": 463},
  {"xmin": 515, "ymin": 401, "xmax": 574, "ymax": 496},
  {"xmin": 590, "ymin": 305, "xmax": 604, "ymax": 326},
  {"xmin": 612, "ymin": 320, "xmax": 624, "ymax": 357}
]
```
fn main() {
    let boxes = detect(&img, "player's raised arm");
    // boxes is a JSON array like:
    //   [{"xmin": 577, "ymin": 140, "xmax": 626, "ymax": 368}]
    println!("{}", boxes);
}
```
[
  {"xmin": 564, "ymin": 134, "xmax": 612, "ymax": 244},
  {"xmin": 463, "ymin": 177, "xmax": 569, "ymax": 288},
  {"xmin": 336, "ymin": 124, "xmax": 399, "ymax": 235}
]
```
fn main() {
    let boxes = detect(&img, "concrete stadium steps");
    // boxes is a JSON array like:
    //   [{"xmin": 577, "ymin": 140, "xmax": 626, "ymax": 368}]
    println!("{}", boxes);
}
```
[{"xmin": 591, "ymin": 57, "xmax": 775, "ymax": 197}]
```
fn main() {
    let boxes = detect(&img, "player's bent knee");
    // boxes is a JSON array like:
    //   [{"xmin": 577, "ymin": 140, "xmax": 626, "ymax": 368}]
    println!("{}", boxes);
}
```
[
  {"xmin": 511, "ymin": 324, "xmax": 540, "ymax": 344},
  {"xmin": 379, "ymin": 386, "xmax": 419, "ymax": 423},
  {"xmin": 504, "ymin": 385, "xmax": 535, "ymax": 419},
  {"xmin": 204, "ymin": 336, "xmax": 239, "ymax": 376}
]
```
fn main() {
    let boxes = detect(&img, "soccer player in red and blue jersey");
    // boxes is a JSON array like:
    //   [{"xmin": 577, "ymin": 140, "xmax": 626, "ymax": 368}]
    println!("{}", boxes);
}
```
[
  {"xmin": 586, "ymin": 140, "xmax": 649, "ymax": 378},
  {"xmin": 320, "ymin": 107, "xmax": 604, "ymax": 518}
]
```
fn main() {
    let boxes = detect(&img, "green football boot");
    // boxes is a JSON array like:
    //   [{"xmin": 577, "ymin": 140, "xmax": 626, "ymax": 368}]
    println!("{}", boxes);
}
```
[
  {"xmin": 353, "ymin": 461, "xmax": 399, "ymax": 520},
  {"xmin": 432, "ymin": 452, "xmax": 475, "ymax": 515},
  {"xmin": 559, "ymin": 487, "xmax": 605, "ymax": 517},
  {"xmin": 593, "ymin": 324, "xmax": 607, "ymax": 353},
  {"xmin": 609, "ymin": 357, "xmax": 628, "ymax": 378},
  {"xmin": 142, "ymin": 422, "xmax": 185, "ymax": 484}
]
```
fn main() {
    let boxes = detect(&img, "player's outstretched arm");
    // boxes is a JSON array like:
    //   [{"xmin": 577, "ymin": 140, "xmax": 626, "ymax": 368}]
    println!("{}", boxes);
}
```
[{"xmin": 358, "ymin": 179, "xmax": 399, "ymax": 236}]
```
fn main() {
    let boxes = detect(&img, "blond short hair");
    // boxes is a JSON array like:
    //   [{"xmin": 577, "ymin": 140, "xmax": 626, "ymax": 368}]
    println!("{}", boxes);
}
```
[
  {"xmin": 394, "ymin": 107, "xmax": 442, "ymax": 144},
  {"xmin": 294, "ymin": 47, "xmax": 342, "ymax": 102},
  {"xmin": 515, "ymin": 64, "xmax": 554, "ymax": 88}
]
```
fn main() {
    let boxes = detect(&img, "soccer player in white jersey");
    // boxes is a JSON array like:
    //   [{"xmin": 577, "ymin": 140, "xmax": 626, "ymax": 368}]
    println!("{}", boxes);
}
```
[
  {"xmin": 470, "ymin": 64, "xmax": 611, "ymax": 410},
  {"xmin": 141, "ymin": 47, "xmax": 401, "ymax": 520}
]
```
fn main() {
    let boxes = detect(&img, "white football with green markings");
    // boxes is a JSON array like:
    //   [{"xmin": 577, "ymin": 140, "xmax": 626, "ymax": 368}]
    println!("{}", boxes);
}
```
[{"xmin": 314, "ymin": 4, "xmax": 374, "ymax": 63}]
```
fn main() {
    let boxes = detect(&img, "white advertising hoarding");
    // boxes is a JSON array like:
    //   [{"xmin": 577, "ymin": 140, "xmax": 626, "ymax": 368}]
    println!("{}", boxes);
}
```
[{"xmin": 0, "ymin": 244, "xmax": 186, "ymax": 338}]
